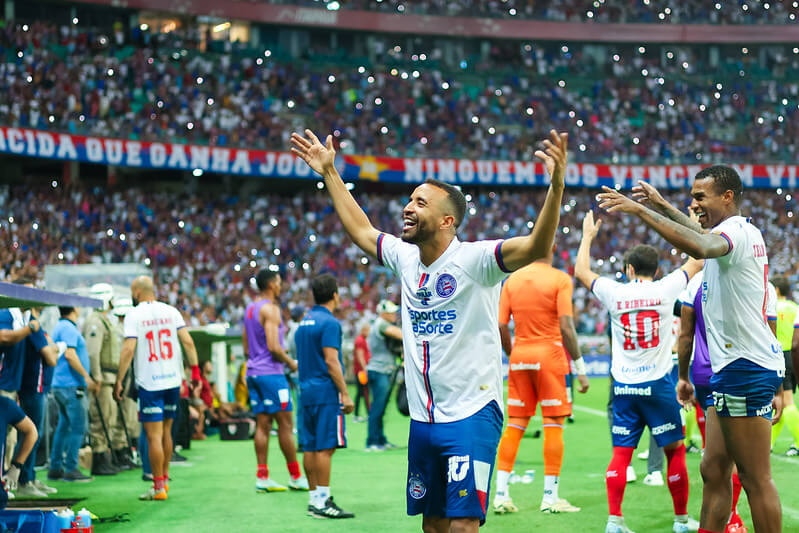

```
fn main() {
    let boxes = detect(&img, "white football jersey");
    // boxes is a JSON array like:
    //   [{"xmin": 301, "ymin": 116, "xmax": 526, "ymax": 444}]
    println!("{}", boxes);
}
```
[
  {"xmin": 592, "ymin": 270, "xmax": 689, "ymax": 384},
  {"xmin": 701, "ymin": 216, "xmax": 783, "ymax": 373},
  {"xmin": 124, "ymin": 301, "xmax": 187, "ymax": 391},
  {"xmin": 767, "ymin": 282, "xmax": 777, "ymax": 321},
  {"xmin": 377, "ymin": 233, "xmax": 509, "ymax": 423}
]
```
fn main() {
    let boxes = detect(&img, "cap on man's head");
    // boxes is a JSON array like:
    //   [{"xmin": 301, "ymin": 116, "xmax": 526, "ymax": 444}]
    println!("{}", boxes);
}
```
[
  {"xmin": 89, "ymin": 283, "xmax": 114, "ymax": 311},
  {"xmin": 112, "ymin": 296, "xmax": 134, "ymax": 316},
  {"xmin": 377, "ymin": 300, "xmax": 399, "ymax": 314}
]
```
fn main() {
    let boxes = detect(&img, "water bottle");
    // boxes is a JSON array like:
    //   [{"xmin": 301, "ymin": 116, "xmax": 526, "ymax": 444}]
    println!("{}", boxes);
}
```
[
  {"xmin": 77, "ymin": 508, "xmax": 92, "ymax": 528},
  {"xmin": 56, "ymin": 508, "xmax": 75, "ymax": 529}
]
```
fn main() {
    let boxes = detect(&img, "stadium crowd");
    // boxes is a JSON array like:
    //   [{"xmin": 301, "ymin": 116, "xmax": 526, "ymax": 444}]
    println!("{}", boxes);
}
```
[
  {"xmin": 1, "ymin": 20, "xmax": 799, "ymax": 164},
  {"xmin": 272, "ymin": 0, "xmax": 799, "ymax": 25},
  {"xmin": 2, "ymin": 183, "xmax": 796, "ymax": 337}
]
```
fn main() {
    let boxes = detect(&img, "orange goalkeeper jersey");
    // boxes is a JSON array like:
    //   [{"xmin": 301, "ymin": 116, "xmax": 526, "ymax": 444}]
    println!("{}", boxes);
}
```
[{"xmin": 499, "ymin": 262, "xmax": 573, "ymax": 374}]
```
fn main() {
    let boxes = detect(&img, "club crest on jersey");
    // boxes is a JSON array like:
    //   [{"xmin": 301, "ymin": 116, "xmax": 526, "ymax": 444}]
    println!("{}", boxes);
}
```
[
  {"xmin": 408, "ymin": 475, "xmax": 426, "ymax": 499},
  {"xmin": 435, "ymin": 274, "xmax": 457, "ymax": 299}
]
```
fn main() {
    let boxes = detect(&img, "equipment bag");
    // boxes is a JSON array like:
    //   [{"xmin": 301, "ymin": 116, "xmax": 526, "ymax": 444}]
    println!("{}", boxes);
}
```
[
  {"xmin": 219, "ymin": 419, "xmax": 255, "ymax": 440},
  {"xmin": 0, "ymin": 510, "xmax": 60, "ymax": 533}
]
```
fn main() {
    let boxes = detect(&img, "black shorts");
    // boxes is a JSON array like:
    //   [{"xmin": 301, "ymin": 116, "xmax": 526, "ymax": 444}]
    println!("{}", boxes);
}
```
[{"xmin": 784, "ymin": 351, "xmax": 796, "ymax": 392}]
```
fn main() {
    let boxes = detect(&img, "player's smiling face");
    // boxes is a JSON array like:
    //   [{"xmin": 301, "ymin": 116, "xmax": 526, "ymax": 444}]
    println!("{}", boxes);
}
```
[
  {"xmin": 690, "ymin": 177, "xmax": 725, "ymax": 229},
  {"xmin": 401, "ymin": 184, "xmax": 445, "ymax": 244}
]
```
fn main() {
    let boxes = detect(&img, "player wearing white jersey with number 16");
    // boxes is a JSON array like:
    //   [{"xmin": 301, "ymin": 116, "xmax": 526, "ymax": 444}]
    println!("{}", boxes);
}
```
[
  {"xmin": 115, "ymin": 276, "xmax": 200, "ymax": 502},
  {"xmin": 292, "ymin": 129, "xmax": 568, "ymax": 533},
  {"xmin": 598, "ymin": 166, "xmax": 785, "ymax": 533},
  {"xmin": 576, "ymin": 211, "xmax": 703, "ymax": 533}
]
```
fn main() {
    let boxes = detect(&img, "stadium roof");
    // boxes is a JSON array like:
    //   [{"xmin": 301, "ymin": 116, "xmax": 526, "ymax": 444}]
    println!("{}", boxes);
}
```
[{"xmin": 0, "ymin": 281, "xmax": 102, "ymax": 309}]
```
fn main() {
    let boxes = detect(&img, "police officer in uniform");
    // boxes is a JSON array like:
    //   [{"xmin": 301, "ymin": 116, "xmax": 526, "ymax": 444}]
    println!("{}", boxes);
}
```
[
  {"xmin": 111, "ymin": 296, "xmax": 140, "ymax": 451},
  {"xmin": 83, "ymin": 284, "xmax": 134, "ymax": 475}
]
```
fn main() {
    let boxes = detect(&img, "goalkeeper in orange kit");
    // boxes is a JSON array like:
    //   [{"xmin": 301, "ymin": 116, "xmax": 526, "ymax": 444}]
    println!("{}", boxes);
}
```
[{"xmin": 492, "ymin": 245, "xmax": 590, "ymax": 514}]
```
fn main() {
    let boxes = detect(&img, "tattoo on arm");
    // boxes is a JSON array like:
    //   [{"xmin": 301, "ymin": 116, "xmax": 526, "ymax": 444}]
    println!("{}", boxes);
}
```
[{"xmin": 661, "ymin": 203, "xmax": 703, "ymax": 233}]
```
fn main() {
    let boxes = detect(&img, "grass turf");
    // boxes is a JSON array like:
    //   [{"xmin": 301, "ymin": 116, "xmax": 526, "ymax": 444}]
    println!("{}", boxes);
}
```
[{"xmin": 42, "ymin": 378, "xmax": 799, "ymax": 532}]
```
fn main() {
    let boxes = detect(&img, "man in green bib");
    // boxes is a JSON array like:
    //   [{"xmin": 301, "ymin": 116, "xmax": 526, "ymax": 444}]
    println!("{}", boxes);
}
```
[{"xmin": 772, "ymin": 276, "xmax": 799, "ymax": 455}]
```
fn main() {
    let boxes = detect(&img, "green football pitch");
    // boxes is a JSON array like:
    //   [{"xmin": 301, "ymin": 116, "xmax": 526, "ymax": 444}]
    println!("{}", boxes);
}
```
[{"xmin": 46, "ymin": 378, "xmax": 799, "ymax": 532}]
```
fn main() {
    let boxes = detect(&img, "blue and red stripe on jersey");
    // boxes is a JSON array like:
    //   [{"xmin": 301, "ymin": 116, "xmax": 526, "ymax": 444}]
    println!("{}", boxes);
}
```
[
  {"xmin": 422, "ymin": 341, "xmax": 435, "ymax": 423},
  {"xmin": 419, "ymin": 273, "xmax": 430, "ymax": 288},
  {"xmin": 719, "ymin": 232, "xmax": 734, "ymax": 255},
  {"xmin": 376, "ymin": 233, "xmax": 386, "ymax": 266},
  {"xmin": 494, "ymin": 241, "xmax": 511, "ymax": 273}
]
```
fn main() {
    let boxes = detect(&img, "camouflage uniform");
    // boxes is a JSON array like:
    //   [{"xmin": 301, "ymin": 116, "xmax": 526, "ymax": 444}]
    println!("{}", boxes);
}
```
[
  {"xmin": 114, "ymin": 319, "xmax": 140, "ymax": 441},
  {"xmin": 83, "ymin": 311, "xmax": 127, "ymax": 454}
]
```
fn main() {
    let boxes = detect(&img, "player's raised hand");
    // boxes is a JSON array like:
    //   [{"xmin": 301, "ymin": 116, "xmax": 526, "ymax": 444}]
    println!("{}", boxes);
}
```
[
  {"xmin": 689, "ymin": 207, "xmax": 701, "ymax": 226},
  {"xmin": 581, "ymin": 211, "xmax": 602, "ymax": 240},
  {"xmin": 534, "ymin": 129, "xmax": 568, "ymax": 189},
  {"xmin": 597, "ymin": 186, "xmax": 642, "ymax": 215},
  {"xmin": 631, "ymin": 180, "xmax": 667, "ymax": 209},
  {"xmin": 291, "ymin": 129, "xmax": 336, "ymax": 176}
]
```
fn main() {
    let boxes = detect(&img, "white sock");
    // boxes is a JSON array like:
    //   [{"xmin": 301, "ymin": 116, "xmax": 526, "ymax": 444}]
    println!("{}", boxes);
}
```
[
  {"xmin": 543, "ymin": 475, "xmax": 559, "ymax": 504},
  {"xmin": 316, "ymin": 485, "xmax": 330, "ymax": 506},
  {"xmin": 309, "ymin": 489, "xmax": 318, "ymax": 507},
  {"xmin": 495, "ymin": 470, "xmax": 511, "ymax": 498}
]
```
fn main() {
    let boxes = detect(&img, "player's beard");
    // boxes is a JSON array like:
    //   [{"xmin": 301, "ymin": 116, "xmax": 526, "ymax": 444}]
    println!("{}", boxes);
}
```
[{"xmin": 401, "ymin": 217, "xmax": 435, "ymax": 244}]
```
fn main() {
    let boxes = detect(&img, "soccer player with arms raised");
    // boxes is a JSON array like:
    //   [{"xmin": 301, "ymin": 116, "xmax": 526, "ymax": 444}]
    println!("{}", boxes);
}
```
[
  {"xmin": 291, "ymin": 129, "xmax": 567, "ymax": 533},
  {"xmin": 576, "ymin": 211, "xmax": 702, "ymax": 533},
  {"xmin": 598, "ymin": 167, "xmax": 785, "ymax": 533}
]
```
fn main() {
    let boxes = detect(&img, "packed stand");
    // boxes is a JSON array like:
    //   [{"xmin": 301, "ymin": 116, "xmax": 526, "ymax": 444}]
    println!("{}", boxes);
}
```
[
  {"xmin": 271, "ymin": 0, "xmax": 799, "ymax": 24},
  {"xmin": 2, "ymin": 183, "xmax": 797, "ymax": 336},
  {"xmin": 1, "ymin": 21, "xmax": 799, "ymax": 164}
]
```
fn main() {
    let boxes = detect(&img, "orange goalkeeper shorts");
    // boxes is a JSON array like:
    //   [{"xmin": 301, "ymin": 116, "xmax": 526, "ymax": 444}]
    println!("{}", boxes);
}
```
[{"xmin": 506, "ymin": 345, "xmax": 572, "ymax": 418}]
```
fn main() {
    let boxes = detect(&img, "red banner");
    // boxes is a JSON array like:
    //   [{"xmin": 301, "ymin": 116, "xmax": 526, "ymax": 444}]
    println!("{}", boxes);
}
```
[{"xmin": 2, "ymin": 127, "xmax": 798, "ymax": 189}]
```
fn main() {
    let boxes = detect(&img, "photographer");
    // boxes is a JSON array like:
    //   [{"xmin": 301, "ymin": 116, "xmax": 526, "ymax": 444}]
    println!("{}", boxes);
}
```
[{"xmin": 365, "ymin": 301, "xmax": 403, "ymax": 451}]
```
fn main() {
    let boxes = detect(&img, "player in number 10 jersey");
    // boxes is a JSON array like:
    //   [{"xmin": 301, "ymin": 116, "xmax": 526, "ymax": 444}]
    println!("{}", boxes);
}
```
[
  {"xmin": 115, "ymin": 276, "xmax": 200, "ymax": 502},
  {"xmin": 576, "ymin": 211, "xmax": 703, "ymax": 533}
]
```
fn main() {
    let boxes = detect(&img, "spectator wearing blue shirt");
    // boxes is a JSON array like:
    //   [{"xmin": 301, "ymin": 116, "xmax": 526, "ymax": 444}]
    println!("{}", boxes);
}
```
[
  {"xmin": 295, "ymin": 274, "xmax": 354, "ymax": 519},
  {"xmin": 0, "ymin": 304, "xmax": 42, "ymax": 475},
  {"xmin": 0, "ymin": 308, "xmax": 40, "ymax": 397},
  {"xmin": 48, "ymin": 307, "xmax": 98, "ymax": 483},
  {"xmin": 0, "ymin": 396, "xmax": 38, "ymax": 508},
  {"xmin": 11, "ymin": 279, "xmax": 62, "ymax": 498}
]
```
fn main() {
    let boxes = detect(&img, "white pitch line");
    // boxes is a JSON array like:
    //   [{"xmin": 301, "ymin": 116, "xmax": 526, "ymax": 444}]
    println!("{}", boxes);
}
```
[
  {"xmin": 782, "ymin": 506, "xmax": 799, "ymax": 520},
  {"xmin": 573, "ymin": 404, "xmax": 608, "ymax": 417},
  {"xmin": 573, "ymin": 404, "xmax": 799, "ymax": 465},
  {"xmin": 771, "ymin": 454, "xmax": 799, "ymax": 465},
  {"xmin": 572, "ymin": 398, "xmax": 799, "ymax": 521}
]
